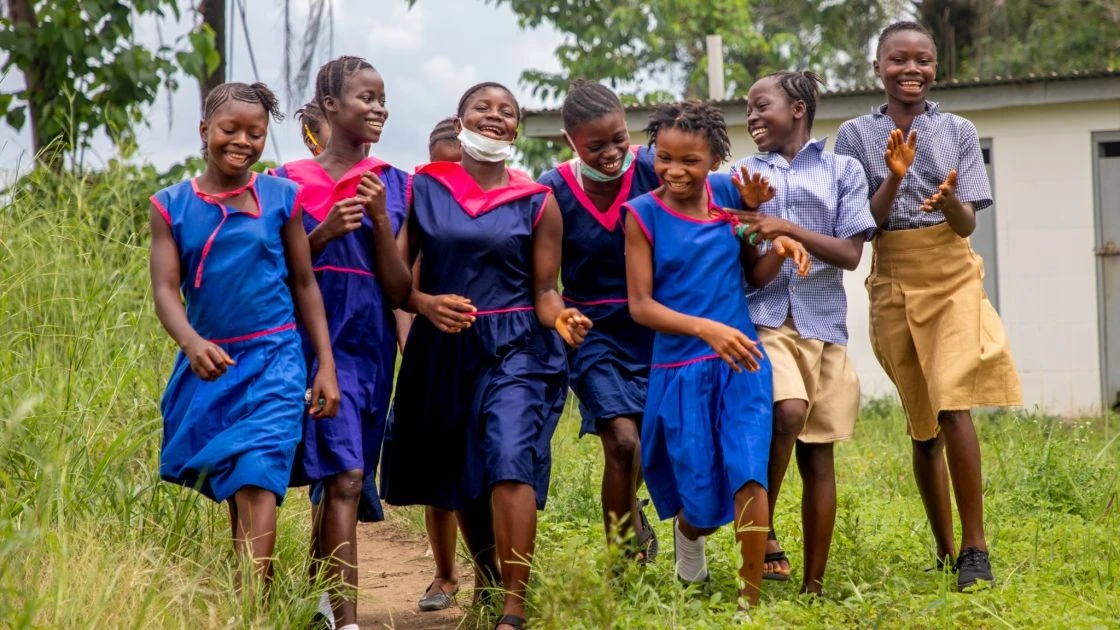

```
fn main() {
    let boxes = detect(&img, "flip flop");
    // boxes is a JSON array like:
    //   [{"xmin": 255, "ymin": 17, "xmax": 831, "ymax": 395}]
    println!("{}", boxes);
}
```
[
  {"xmin": 762, "ymin": 529, "xmax": 791, "ymax": 582},
  {"xmin": 635, "ymin": 498, "xmax": 659, "ymax": 565},
  {"xmin": 417, "ymin": 580, "xmax": 458, "ymax": 612},
  {"xmin": 495, "ymin": 614, "xmax": 526, "ymax": 629}
]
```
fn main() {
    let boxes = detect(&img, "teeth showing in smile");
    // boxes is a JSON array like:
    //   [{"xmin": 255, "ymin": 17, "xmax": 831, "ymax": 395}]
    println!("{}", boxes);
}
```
[
  {"xmin": 479, "ymin": 125, "xmax": 504, "ymax": 137},
  {"xmin": 367, "ymin": 120, "xmax": 384, "ymax": 131},
  {"xmin": 666, "ymin": 181, "xmax": 688, "ymax": 191},
  {"xmin": 750, "ymin": 127, "xmax": 765, "ymax": 140},
  {"xmin": 601, "ymin": 158, "xmax": 621, "ymax": 171},
  {"xmin": 225, "ymin": 152, "xmax": 249, "ymax": 164},
  {"xmin": 901, "ymin": 81, "xmax": 922, "ymax": 88}
]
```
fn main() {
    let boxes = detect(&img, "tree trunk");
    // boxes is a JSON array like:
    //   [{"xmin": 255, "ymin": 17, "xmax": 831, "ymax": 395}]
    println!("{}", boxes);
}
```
[
  {"xmin": 7, "ymin": 0, "xmax": 44, "ymax": 155},
  {"xmin": 198, "ymin": 0, "xmax": 227, "ymax": 109}
]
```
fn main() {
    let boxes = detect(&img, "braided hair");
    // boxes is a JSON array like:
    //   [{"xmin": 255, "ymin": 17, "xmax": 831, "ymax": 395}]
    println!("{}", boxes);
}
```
[
  {"xmin": 428, "ymin": 116, "xmax": 458, "ymax": 149},
  {"xmin": 295, "ymin": 101, "xmax": 326, "ymax": 153},
  {"xmin": 876, "ymin": 21, "xmax": 936, "ymax": 58},
  {"xmin": 456, "ymin": 82, "xmax": 519, "ymax": 122},
  {"xmin": 642, "ymin": 100, "xmax": 731, "ymax": 162},
  {"xmin": 761, "ymin": 70, "xmax": 824, "ymax": 131},
  {"xmin": 203, "ymin": 82, "xmax": 283, "ymax": 122},
  {"xmin": 560, "ymin": 79, "xmax": 623, "ymax": 131},
  {"xmin": 315, "ymin": 55, "xmax": 376, "ymax": 114}
]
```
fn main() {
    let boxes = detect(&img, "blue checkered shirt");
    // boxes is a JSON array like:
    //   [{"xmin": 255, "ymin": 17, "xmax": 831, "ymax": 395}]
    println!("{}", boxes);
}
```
[
  {"xmin": 834, "ymin": 101, "xmax": 992, "ymax": 231},
  {"xmin": 731, "ymin": 138, "xmax": 876, "ymax": 345}
]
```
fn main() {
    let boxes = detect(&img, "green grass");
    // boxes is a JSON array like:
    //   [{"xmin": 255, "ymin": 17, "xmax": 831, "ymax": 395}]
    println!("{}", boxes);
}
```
[{"xmin": 1, "ymin": 165, "xmax": 1118, "ymax": 628}]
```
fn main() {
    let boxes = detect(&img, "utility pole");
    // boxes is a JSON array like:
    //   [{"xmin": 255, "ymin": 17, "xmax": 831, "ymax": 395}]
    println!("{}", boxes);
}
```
[{"xmin": 706, "ymin": 34, "xmax": 724, "ymax": 101}]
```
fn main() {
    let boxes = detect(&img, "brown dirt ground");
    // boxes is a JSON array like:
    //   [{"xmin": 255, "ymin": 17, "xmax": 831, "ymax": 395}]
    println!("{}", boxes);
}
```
[{"xmin": 354, "ymin": 513, "xmax": 473, "ymax": 630}]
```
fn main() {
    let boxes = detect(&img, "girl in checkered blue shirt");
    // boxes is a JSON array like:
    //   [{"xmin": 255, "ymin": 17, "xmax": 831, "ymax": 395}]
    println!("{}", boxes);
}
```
[{"xmin": 835, "ymin": 21, "xmax": 1022, "ymax": 592}]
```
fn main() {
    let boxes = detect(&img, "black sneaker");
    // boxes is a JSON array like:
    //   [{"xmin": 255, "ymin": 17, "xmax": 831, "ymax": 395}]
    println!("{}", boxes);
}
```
[{"xmin": 956, "ymin": 547, "xmax": 995, "ymax": 591}]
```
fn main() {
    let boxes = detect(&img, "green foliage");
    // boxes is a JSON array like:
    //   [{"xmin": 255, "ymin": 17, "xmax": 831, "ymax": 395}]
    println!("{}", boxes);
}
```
[{"xmin": 0, "ymin": 1, "xmax": 219, "ymax": 163}]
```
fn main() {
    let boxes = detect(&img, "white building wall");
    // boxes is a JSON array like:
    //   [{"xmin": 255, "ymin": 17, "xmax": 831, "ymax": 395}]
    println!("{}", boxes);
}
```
[{"xmin": 727, "ymin": 100, "xmax": 1120, "ymax": 415}]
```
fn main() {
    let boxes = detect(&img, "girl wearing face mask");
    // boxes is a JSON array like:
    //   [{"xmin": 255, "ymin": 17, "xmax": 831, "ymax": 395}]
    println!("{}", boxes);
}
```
[
  {"xmin": 536, "ymin": 79, "xmax": 662, "ymax": 565},
  {"xmin": 380, "ymin": 82, "xmax": 570, "ymax": 630}
]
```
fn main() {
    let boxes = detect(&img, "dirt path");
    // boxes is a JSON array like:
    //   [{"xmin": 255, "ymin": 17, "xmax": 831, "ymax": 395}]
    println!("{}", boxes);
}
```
[{"xmin": 355, "ymin": 513, "xmax": 472, "ymax": 629}]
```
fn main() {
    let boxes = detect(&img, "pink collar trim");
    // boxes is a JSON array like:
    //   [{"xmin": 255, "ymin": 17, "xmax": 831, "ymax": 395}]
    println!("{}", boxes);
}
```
[
  {"xmin": 284, "ymin": 156, "xmax": 391, "ymax": 222},
  {"xmin": 417, "ymin": 161, "xmax": 549, "ymax": 218},
  {"xmin": 191, "ymin": 173, "xmax": 261, "ymax": 217},
  {"xmin": 556, "ymin": 145, "xmax": 639, "ymax": 232},
  {"xmin": 651, "ymin": 180, "xmax": 726, "ymax": 224}
]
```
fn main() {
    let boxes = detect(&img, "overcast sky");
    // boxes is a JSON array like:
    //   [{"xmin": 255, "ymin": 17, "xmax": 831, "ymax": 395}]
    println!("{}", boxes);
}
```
[{"xmin": 0, "ymin": 0, "xmax": 564, "ymax": 176}]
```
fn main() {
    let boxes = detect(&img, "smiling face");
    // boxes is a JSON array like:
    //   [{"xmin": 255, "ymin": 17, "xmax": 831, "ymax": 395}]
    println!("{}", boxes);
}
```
[
  {"xmin": 324, "ymin": 67, "xmax": 388, "ymax": 144},
  {"xmin": 653, "ymin": 126, "xmax": 718, "ymax": 202},
  {"xmin": 566, "ymin": 109, "xmax": 631, "ymax": 177},
  {"xmin": 199, "ymin": 99, "xmax": 267, "ymax": 176},
  {"xmin": 875, "ymin": 29, "xmax": 938, "ymax": 107},
  {"xmin": 746, "ymin": 77, "xmax": 805, "ymax": 155},
  {"xmin": 460, "ymin": 86, "xmax": 519, "ymax": 142}
]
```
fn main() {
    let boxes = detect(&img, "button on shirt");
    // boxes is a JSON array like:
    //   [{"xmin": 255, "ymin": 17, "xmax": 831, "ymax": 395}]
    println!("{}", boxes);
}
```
[
  {"xmin": 731, "ymin": 138, "xmax": 876, "ymax": 345},
  {"xmin": 834, "ymin": 102, "xmax": 992, "ymax": 231}
]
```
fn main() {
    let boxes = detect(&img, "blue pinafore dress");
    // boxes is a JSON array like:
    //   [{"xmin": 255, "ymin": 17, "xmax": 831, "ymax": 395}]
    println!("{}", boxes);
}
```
[
  {"xmin": 152, "ymin": 173, "xmax": 306, "ymax": 504},
  {"xmin": 626, "ymin": 175, "xmax": 774, "ymax": 529},
  {"xmin": 380, "ymin": 162, "xmax": 568, "ymax": 511},
  {"xmin": 538, "ymin": 146, "xmax": 660, "ymax": 435},
  {"xmin": 273, "ymin": 158, "xmax": 408, "ymax": 503}
]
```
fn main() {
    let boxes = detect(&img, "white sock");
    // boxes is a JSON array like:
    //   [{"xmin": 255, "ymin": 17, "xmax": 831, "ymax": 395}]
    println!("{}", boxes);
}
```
[
  {"xmin": 317, "ymin": 591, "xmax": 336, "ymax": 629},
  {"xmin": 674, "ymin": 517, "xmax": 708, "ymax": 582}
]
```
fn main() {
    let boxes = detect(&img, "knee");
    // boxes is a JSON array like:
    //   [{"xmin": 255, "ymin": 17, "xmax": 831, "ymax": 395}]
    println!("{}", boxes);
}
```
[
  {"xmin": 773, "ymin": 401, "xmax": 807, "ymax": 439},
  {"xmin": 324, "ymin": 469, "xmax": 364, "ymax": 502},
  {"xmin": 912, "ymin": 435, "xmax": 943, "ymax": 458},
  {"xmin": 602, "ymin": 424, "xmax": 640, "ymax": 467}
]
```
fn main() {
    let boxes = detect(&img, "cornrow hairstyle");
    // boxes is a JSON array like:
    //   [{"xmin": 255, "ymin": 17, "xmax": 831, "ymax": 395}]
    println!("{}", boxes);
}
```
[
  {"xmin": 295, "ymin": 101, "xmax": 326, "ymax": 150},
  {"xmin": 876, "ymin": 20, "xmax": 936, "ymax": 58},
  {"xmin": 315, "ymin": 55, "xmax": 376, "ymax": 114},
  {"xmin": 642, "ymin": 100, "xmax": 731, "ymax": 162},
  {"xmin": 456, "ymin": 81, "xmax": 520, "ymax": 123},
  {"xmin": 560, "ymin": 79, "xmax": 623, "ymax": 131},
  {"xmin": 203, "ymin": 82, "xmax": 283, "ymax": 123},
  {"xmin": 428, "ymin": 116, "xmax": 459, "ymax": 149},
  {"xmin": 762, "ymin": 70, "xmax": 825, "ymax": 130}
]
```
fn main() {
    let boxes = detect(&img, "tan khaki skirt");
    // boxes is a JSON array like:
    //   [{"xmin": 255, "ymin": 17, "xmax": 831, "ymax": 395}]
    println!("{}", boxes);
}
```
[{"xmin": 866, "ymin": 222, "xmax": 1021, "ymax": 440}]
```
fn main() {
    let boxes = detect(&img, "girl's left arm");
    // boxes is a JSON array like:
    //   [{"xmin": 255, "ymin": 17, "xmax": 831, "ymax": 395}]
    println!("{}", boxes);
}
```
[
  {"xmin": 532, "ymin": 194, "xmax": 591, "ymax": 347},
  {"xmin": 281, "ymin": 211, "xmax": 340, "ymax": 418}
]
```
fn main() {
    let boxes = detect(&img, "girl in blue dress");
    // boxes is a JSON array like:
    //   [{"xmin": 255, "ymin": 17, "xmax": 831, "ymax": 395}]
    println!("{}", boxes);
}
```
[
  {"xmin": 149, "ymin": 82, "xmax": 339, "ymax": 589},
  {"xmin": 537, "ymin": 79, "xmax": 661, "ymax": 562},
  {"xmin": 273, "ymin": 56, "xmax": 412, "ymax": 629},
  {"xmin": 380, "ymin": 83, "xmax": 569, "ymax": 630},
  {"xmin": 624, "ymin": 100, "xmax": 809, "ymax": 607}
]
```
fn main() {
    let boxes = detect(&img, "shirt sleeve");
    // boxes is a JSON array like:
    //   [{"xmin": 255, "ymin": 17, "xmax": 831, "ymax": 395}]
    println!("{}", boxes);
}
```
[
  {"xmin": 954, "ymin": 118, "xmax": 993, "ymax": 211},
  {"xmin": 834, "ymin": 156, "xmax": 877, "ymax": 240}
]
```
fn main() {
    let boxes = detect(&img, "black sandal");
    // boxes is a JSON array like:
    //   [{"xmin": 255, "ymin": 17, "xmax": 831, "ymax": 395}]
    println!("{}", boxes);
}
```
[
  {"xmin": 634, "ymin": 498, "xmax": 659, "ymax": 565},
  {"xmin": 762, "ymin": 529, "xmax": 791, "ymax": 582},
  {"xmin": 495, "ymin": 614, "xmax": 526, "ymax": 629}
]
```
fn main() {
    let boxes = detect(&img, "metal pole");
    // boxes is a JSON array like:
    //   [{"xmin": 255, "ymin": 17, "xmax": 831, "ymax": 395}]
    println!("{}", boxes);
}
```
[{"xmin": 706, "ymin": 34, "xmax": 724, "ymax": 101}]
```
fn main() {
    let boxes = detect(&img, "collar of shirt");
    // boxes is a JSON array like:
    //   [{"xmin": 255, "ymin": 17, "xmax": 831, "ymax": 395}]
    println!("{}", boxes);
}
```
[
  {"xmin": 872, "ymin": 100, "xmax": 940, "ymax": 117},
  {"xmin": 752, "ymin": 137, "xmax": 828, "ymax": 169}
]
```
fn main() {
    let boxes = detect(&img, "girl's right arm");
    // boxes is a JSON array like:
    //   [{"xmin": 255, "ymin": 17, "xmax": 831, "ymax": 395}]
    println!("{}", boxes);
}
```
[
  {"xmin": 307, "ymin": 197, "xmax": 365, "ymax": 258},
  {"xmin": 624, "ymin": 213, "xmax": 762, "ymax": 373},
  {"xmin": 869, "ymin": 129, "xmax": 917, "ymax": 225},
  {"xmin": 398, "ymin": 210, "xmax": 477, "ymax": 333},
  {"xmin": 149, "ymin": 204, "xmax": 234, "ymax": 381}
]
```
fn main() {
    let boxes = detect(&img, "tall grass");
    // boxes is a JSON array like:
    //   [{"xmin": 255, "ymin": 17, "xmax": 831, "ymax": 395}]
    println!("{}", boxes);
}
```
[
  {"xmin": 2, "ymin": 165, "xmax": 1118, "ymax": 628},
  {"xmin": 0, "ymin": 165, "xmax": 323, "ymax": 628}
]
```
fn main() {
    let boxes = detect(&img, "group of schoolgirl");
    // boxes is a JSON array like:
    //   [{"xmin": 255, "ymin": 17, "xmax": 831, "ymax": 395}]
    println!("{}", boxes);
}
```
[{"xmin": 148, "ymin": 19, "xmax": 1020, "ymax": 629}]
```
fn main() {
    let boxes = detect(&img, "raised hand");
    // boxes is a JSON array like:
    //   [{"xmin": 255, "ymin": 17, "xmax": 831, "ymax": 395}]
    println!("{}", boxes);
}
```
[
  {"xmin": 184, "ymin": 337, "xmax": 236, "ymax": 381},
  {"xmin": 885, "ymin": 129, "xmax": 917, "ymax": 178},
  {"xmin": 357, "ymin": 170, "xmax": 388, "ymax": 219},
  {"xmin": 772, "ymin": 235, "xmax": 811, "ymax": 276},
  {"xmin": 920, "ymin": 169, "xmax": 958, "ymax": 213},
  {"xmin": 419, "ymin": 294, "xmax": 477, "ymax": 333},
  {"xmin": 732, "ymin": 165, "xmax": 776, "ymax": 209},
  {"xmin": 555, "ymin": 307, "xmax": 592, "ymax": 347},
  {"xmin": 698, "ymin": 320, "xmax": 765, "ymax": 373}
]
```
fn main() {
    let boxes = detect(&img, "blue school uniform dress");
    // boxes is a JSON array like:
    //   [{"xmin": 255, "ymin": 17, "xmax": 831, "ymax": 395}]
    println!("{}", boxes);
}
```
[
  {"xmin": 380, "ymin": 162, "xmax": 568, "ymax": 511},
  {"xmin": 272, "ymin": 158, "xmax": 408, "ymax": 515},
  {"xmin": 537, "ymin": 146, "xmax": 660, "ymax": 435},
  {"xmin": 151, "ymin": 173, "xmax": 306, "ymax": 504},
  {"xmin": 626, "ymin": 175, "xmax": 773, "ymax": 529}
]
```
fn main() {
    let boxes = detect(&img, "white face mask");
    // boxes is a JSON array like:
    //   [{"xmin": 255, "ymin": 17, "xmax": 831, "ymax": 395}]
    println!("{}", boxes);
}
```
[{"xmin": 457, "ymin": 124, "xmax": 513, "ymax": 163}]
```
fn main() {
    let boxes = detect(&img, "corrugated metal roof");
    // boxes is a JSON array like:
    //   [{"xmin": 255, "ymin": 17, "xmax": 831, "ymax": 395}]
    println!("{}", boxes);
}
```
[{"xmin": 524, "ymin": 68, "xmax": 1120, "ymax": 115}]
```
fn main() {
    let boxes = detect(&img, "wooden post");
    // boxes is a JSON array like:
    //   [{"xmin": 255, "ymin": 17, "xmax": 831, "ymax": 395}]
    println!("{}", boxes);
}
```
[{"xmin": 706, "ymin": 34, "xmax": 724, "ymax": 101}]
